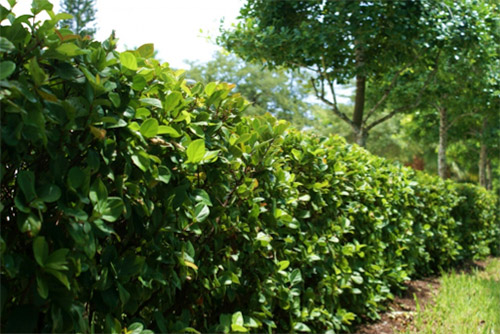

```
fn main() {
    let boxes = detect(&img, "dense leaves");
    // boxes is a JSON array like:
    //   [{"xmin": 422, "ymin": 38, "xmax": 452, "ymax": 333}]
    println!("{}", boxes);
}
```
[{"xmin": 1, "ymin": 2, "xmax": 499, "ymax": 333}]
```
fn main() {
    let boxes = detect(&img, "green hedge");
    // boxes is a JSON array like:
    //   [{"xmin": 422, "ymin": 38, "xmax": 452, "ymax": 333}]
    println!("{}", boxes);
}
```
[{"xmin": 1, "ymin": 3, "xmax": 499, "ymax": 333}]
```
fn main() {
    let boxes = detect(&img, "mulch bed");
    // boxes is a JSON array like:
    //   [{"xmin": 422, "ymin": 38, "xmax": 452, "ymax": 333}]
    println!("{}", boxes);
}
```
[
  {"xmin": 353, "ymin": 277, "xmax": 440, "ymax": 334},
  {"xmin": 352, "ymin": 259, "xmax": 490, "ymax": 334}
]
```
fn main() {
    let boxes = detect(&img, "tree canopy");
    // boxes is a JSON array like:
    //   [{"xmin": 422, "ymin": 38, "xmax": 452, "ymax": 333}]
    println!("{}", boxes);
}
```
[
  {"xmin": 59, "ymin": 0, "xmax": 97, "ymax": 37},
  {"xmin": 219, "ymin": 0, "xmax": 499, "ymax": 149}
]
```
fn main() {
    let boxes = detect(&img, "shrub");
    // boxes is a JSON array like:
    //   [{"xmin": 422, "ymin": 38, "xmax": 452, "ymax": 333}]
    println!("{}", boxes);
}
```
[
  {"xmin": 1, "ymin": 3, "xmax": 498, "ymax": 333},
  {"xmin": 452, "ymin": 183, "xmax": 500, "ymax": 259}
]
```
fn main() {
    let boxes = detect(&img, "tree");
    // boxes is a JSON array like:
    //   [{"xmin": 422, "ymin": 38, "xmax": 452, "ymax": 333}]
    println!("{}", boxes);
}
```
[
  {"xmin": 59, "ymin": 0, "xmax": 97, "ymax": 37},
  {"xmin": 401, "ymin": 0, "xmax": 500, "ymax": 180},
  {"xmin": 219, "ymin": 1, "xmax": 442, "ymax": 146},
  {"xmin": 185, "ymin": 51, "xmax": 313, "ymax": 128}
]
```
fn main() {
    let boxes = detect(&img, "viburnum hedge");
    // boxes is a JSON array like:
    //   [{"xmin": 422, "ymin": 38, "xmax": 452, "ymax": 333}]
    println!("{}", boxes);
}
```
[{"xmin": 1, "ymin": 2, "xmax": 499, "ymax": 333}]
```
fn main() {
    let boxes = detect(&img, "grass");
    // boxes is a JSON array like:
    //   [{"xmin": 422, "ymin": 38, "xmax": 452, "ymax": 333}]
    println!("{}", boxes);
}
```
[{"xmin": 402, "ymin": 257, "xmax": 500, "ymax": 334}]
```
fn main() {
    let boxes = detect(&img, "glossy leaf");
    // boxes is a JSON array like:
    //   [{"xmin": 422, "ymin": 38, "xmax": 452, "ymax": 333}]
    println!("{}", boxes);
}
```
[
  {"xmin": 100, "ymin": 197, "xmax": 124, "ymax": 222},
  {"xmin": 0, "ymin": 61, "xmax": 15, "ymax": 80},
  {"xmin": 186, "ymin": 139, "xmax": 206, "ymax": 163},
  {"xmin": 120, "ymin": 52, "xmax": 138, "ymax": 71},
  {"xmin": 33, "ymin": 236, "xmax": 49, "ymax": 267},
  {"xmin": 17, "ymin": 171, "xmax": 37, "ymax": 202},
  {"xmin": 38, "ymin": 184, "xmax": 61, "ymax": 203},
  {"xmin": 140, "ymin": 118, "xmax": 159, "ymax": 138}
]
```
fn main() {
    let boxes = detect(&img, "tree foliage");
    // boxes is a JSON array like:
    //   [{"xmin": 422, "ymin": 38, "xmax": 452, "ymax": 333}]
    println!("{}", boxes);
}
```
[
  {"xmin": 185, "ymin": 51, "xmax": 312, "ymax": 128},
  {"xmin": 59, "ymin": 0, "xmax": 97, "ymax": 37},
  {"xmin": 219, "ymin": 0, "xmax": 443, "ymax": 146},
  {"xmin": 219, "ymin": 0, "xmax": 499, "ymax": 155}
]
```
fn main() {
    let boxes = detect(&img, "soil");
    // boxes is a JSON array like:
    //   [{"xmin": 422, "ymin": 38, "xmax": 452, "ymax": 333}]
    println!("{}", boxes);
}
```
[
  {"xmin": 352, "ymin": 259, "xmax": 490, "ymax": 334},
  {"xmin": 353, "ymin": 276, "xmax": 440, "ymax": 334}
]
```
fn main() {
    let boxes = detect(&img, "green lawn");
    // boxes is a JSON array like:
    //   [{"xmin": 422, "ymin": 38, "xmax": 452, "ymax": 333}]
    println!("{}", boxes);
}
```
[{"xmin": 403, "ymin": 258, "xmax": 500, "ymax": 334}]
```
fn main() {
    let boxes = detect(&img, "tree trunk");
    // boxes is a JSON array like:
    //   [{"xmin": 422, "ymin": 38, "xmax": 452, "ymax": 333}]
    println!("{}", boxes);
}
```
[
  {"xmin": 486, "ymin": 159, "xmax": 492, "ymax": 190},
  {"xmin": 352, "ymin": 44, "xmax": 366, "ymax": 147},
  {"xmin": 354, "ymin": 127, "xmax": 367, "ymax": 147},
  {"xmin": 438, "ymin": 106, "xmax": 447, "ymax": 179},
  {"xmin": 353, "ymin": 75, "xmax": 366, "ymax": 130},
  {"xmin": 479, "ymin": 145, "xmax": 487, "ymax": 188},
  {"xmin": 479, "ymin": 118, "xmax": 488, "ymax": 188}
]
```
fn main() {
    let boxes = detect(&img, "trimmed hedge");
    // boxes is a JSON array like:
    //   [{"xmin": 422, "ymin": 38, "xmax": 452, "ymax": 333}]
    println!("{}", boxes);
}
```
[{"xmin": 1, "ymin": 3, "xmax": 499, "ymax": 333}]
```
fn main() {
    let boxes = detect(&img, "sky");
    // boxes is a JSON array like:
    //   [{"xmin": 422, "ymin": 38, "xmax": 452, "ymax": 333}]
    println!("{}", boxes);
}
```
[
  {"xmin": 3, "ymin": 0, "xmax": 353, "ymax": 103},
  {"xmin": 4, "ymin": 0, "xmax": 244, "ymax": 69}
]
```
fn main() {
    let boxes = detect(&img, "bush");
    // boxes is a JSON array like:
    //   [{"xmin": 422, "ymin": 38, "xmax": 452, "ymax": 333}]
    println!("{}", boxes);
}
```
[
  {"xmin": 452, "ymin": 183, "xmax": 500, "ymax": 259},
  {"xmin": 1, "ymin": 3, "xmax": 498, "ymax": 333}
]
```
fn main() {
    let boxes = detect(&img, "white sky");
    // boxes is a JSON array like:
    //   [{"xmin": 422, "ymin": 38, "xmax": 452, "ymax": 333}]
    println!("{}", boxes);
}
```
[
  {"xmin": 3, "ymin": 0, "xmax": 244, "ymax": 69},
  {"xmin": 3, "ymin": 0, "xmax": 353, "ymax": 103}
]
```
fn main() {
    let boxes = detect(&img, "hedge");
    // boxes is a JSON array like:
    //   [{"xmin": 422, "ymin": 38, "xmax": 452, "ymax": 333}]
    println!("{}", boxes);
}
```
[{"xmin": 1, "ymin": 3, "xmax": 499, "ymax": 333}]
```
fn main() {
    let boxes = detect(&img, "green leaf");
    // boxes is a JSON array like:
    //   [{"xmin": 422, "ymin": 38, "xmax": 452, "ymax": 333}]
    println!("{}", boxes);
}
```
[
  {"xmin": 232, "ymin": 311, "xmax": 244, "ymax": 326},
  {"xmin": 120, "ymin": 52, "xmax": 137, "ymax": 71},
  {"xmin": 231, "ymin": 324, "xmax": 248, "ymax": 332},
  {"xmin": 139, "ymin": 98, "xmax": 162, "ymax": 109},
  {"xmin": 132, "ymin": 75, "xmax": 147, "ymax": 91},
  {"xmin": 28, "ymin": 57, "xmax": 47, "ymax": 86},
  {"xmin": 109, "ymin": 92, "xmax": 121, "ymax": 107},
  {"xmin": 140, "ymin": 118, "xmax": 159, "ymax": 138},
  {"xmin": 55, "ymin": 43, "xmax": 90, "ymax": 57},
  {"xmin": 164, "ymin": 91, "xmax": 182, "ymax": 112},
  {"xmin": 0, "ymin": 61, "xmax": 15, "ymax": 80},
  {"xmin": 117, "ymin": 282, "xmax": 131, "ymax": 306},
  {"xmin": 18, "ymin": 170, "xmax": 37, "ymax": 202},
  {"xmin": 38, "ymin": 184, "xmax": 61, "ymax": 203},
  {"xmin": 100, "ymin": 197, "xmax": 124, "ymax": 222},
  {"xmin": 0, "ymin": 36, "xmax": 15, "ymax": 53},
  {"xmin": 278, "ymin": 260, "xmax": 290, "ymax": 271},
  {"xmin": 93, "ymin": 219, "xmax": 116, "ymax": 236},
  {"xmin": 135, "ymin": 107, "xmax": 151, "ymax": 119},
  {"xmin": 131, "ymin": 152, "xmax": 150, "ymax": 172},
  {"xmin": 193, "ymin": 189, "xmax": 212, "ymax": 206},
  {"xmin": 23, "ymin": 214, "xmax": 42, "ymax": 236},
  {"xmin": 243, "ymin": 316, "xmax": 259, "ymax": 328},
  {"xmin": 33, "ymin": 236, "xmax": 49, "ymax": 267},
  {"xmin": 256, "ymin": 232, "xmax": 272, "ymax": 246},
  {"xmin": 90, "ymin": 179, "xmax": 108, "ymax": 204},
  {"xmin": 202, "ymin": 150, "xmax": 220, "ymax": 163},
  {"xmin": 194, "ymin": 203, "xmax": 210, "ymax": 222},
  {"xmin": 289, "ymin": 268, "xmax": 302, "ymax": 286},
  {"xmin": 189, "ymin": 124, "xmax": 205, "ymax": 138},
  {"xmin": 293, "ymin": 322, "xmax": 311, "ymax": 332},
  {"xmin": 31, "ymin": 0, "xmax": 53, "ymax": 14},
  {"xmin": 127, "ymin": 322, "xmax": 144, "ymax": 334},
  {"xmin": 157, "ymin": 166, "xmax": 171, "ymax": 184},
  {"xmin": 68, "ymin": 167, "xmax": 84, "ymax": 189},
  {"xmin": 137, "ymin": 43, "xmax": 154, "ymax": 58},
  {"xmin": 204, "ymin": 82, "xmax": 217, "ymax": 96},
  {"xmin": 186, "ymin": 139, "xmax": 206, "ymax": 163},
  {"xmin": 157, "ymin": 125, "xmax": 181, "ymax": 137},
  {"xmin": 36, "ymin": 274, "xmax": 48, "ymax": 299},
  {"xmin": 351, "ymin": 274, "xmax": 363, "ymax": 284},
  {"xmin": 45, "ymin": 268, "xmax": 70, "ymax": 289},
  {"xmin": 45, "ymin": 248, "xmax": 69, "ymax": 271}
]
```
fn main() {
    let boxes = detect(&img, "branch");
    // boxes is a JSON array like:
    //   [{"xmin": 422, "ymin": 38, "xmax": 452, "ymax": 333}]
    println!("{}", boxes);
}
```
[
  {"xmin": 364, "ymin": 57, "xmax": 418, "ymax": 123},
  {"xmin": 321, "ymin": 56, "xmax": 339, "ymax": 109},
  {"xmin": 366, "ymin": 52, "xmax": 440, "ymax": 132},
  {"xmin": 446, "ymin": 112, "xmax": 478, "ymax": 132},
  {"xmin": 311, "ymin": 77, "xmax": 353, "ymax": 127}
]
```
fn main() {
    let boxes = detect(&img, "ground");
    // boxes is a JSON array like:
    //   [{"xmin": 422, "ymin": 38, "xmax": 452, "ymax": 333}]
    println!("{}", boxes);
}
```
[{"xmin": 353, "ymin": 259, "xmax": 492, "ymax": 334}]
